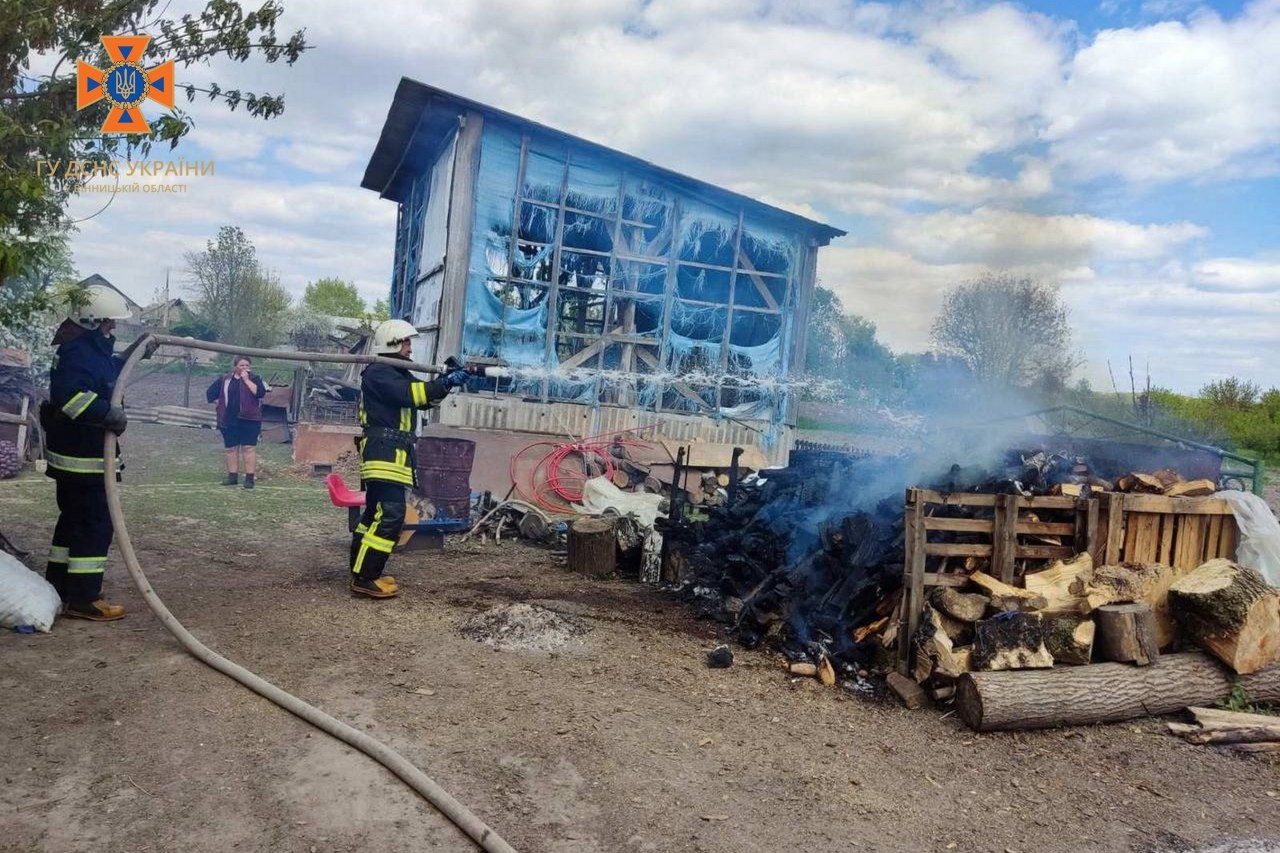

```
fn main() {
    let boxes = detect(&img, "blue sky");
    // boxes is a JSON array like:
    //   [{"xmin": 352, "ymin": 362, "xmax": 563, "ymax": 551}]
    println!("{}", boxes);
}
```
[{"xmin": 62, "ymin": 0, "xmax": 1280, "ymax": 394}]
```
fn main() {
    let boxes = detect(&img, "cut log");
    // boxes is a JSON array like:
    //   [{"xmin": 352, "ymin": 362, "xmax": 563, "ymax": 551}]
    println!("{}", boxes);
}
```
[
  {"xmin": 929, "ymin": 684, "xmax": 956, "ymax": 702},
  {"xmin": 972, "ymin": 612, "xmax": 1054, "ymax": 671},
  {"xmin": 567, "ymin": 517, "xmax": 617, "ymax": 577},
  {"xmin": 1117, "ymin": 473, "xmax": 1164, "ymax": 494},
  {"xmin": 1024, "ymin": 553, "xmax": 1094, "ymax": 613},
  {"xmin": 930, "ymin": 586, "xmax": 989, "ymax": 623},
  {"xmin": 1164, "ymin": 479, "xmax": 1216, "ymax": 498},
  {"xmin": 1095, "ymin": 602, "xmax": 1160, "ymax": 666},
  {"xmin": 955, "ymin": 652, "xmax": 1280, "ymax": 732},
  {"xmin": 937, "ymin": 610, "xmax": 974, "ymax": 646},
  {"xmin": 787, "ymin": 662, "xmax": 818, "ymax": 677},
  {"xmin": 852, "ymin": 615, "xmax": 890, "ymax": 643},
  {"xmin": 1186, "ymin": 706, "xmax": 1280, "ymax": 730},
  {"xmin": 610, "ymin": 470, "xmax": 631, "ymax": 489},
  {"xmin": 969, "ymin": 571, "xmax": 1048, "ymax": 610},
  {"xmin": 1168, "ymin": 708, "xmax": 1280, "ymax": 745},
  {"xmin": 1042, "ymin": 612, "xmax": 1096, "ymax": 665},
  {"xmin": 1169, "ymin": 559, "xmax": 1280, "ymax": 674},
  {"xmin": 1085, "ymin": 562, "xmax": 1188, "ymax": 648},
  {"xmin": 989, "ymin": 595, "xmax": 1044, "ymax": 614},
  {"xmin": 887, "ymin": 671, "xmax": 927, "ymax": 710},
  {"xmin": 1151, "ymin": 468, "xmax": 1184, "ymax": 489},
  {"xmin": 913, "ymin": 606, "xmax": 972, "ymax": 683},
  {"xmin": 817, "ymin": 655, "xmax": 836, "ymax": 687}
]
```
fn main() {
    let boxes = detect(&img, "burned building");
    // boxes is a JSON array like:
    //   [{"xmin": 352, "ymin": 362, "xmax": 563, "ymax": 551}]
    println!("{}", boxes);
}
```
[{"xmin": 361, "ymin": 80, "xmax": 844, "ymax": 463}]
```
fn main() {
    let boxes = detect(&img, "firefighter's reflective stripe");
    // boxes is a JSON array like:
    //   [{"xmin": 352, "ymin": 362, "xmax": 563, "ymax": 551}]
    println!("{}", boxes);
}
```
[
  {"xmin": 62, "ymin": 391, "xmax": 98, "ymax": 419},
  {"xmin": 352, "ymin": 503, "xmax": 385, "ymax": 574},
  {"xmin": 67, "ymin": 556, "xmax": 107, "ymax": 574},
  {"xmin": 399, "ymin": 406, "xmax": 412, "ymax": 431},
  {"xmin": 361, "ymin": 530, "xmax": 396, "ymax": 553},
  {"xmin": 410, "ymin": 382, "xmax": 427, "ymax": 407},
  {"xmin": 354, "ymin": 523, "xmax": 368, "ymax": 535},
  {"xmin": 49, "ymin": 546, "xmax": 69, "ymax": 564},
  {"xmin": 46, "ymin": 450, "xmax": 108, "ymax": 474},
  {"xmin": 359, "ymin": 460, "xmax": 414, "ymax": 486}
]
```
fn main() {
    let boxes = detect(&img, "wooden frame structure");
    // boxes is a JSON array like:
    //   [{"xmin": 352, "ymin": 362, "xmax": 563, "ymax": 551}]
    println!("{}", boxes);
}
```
[
  {"xmin": 1094, "ymin": 493, "xmax": 1239, "ymax": 569},
  {"xmin": 896, "ymin": 488, "xmax": 1244, "ymax": 675},
  {"xmin": 897, "ymin": 488, "xmax": 1097, "ymax": 675}
]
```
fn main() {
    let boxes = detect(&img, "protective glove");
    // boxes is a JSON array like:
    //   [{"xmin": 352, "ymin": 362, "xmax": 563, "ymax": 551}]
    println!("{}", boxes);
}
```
[
  {"xmin": 120, "ymin": 335, "xmax": 160, "ymax": 361},
  {"xmin": 101, "ymin": 405, "xmax": 128, "ymax": 435},
  {"xmin": 442, "ymin": 368, "xmax": 470, "ymax": 390}
]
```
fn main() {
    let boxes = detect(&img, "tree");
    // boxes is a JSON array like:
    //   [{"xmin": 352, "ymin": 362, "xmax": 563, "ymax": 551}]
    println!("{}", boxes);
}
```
[
  {"xmin": 370, "ymin": 297, "xmax": 390, "ymax": 322},
  {"xmin": 185, "ymin": 226, "xmax": 289, "ymax": 347},
  {"xmin": 931, "ymin": 273, "xmax": 1079, "ymax": 391},
  {"xmin": 302, "ymin": 277, "xmax": 365, "ymax": 317},
  {"xmin": 1, "ymin": 1, "xmax": 308, "ymax": 321},
  {"xmin": 287, "ymin": 305, "xmax": 331, "ymax": 351},
  {"xmin": 804, "ymin": 285, "xmax": 898, "ymax": 397},
  {"xmin": 1199, "ymin": 377, "xmax": 1261, "ymax": 410}
]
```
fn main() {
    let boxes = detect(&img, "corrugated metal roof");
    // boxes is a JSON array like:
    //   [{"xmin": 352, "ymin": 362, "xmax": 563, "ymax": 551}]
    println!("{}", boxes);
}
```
[{"xmin": 360, "ymin": 77, "xmax": 846, "ymax": 244}]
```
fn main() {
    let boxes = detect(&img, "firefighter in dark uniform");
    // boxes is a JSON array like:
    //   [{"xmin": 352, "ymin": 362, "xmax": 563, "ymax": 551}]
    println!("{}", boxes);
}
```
[
  {"xmin": 350, "ymin": 319, "xmax": 470, "ymax": 598},
  {"xmin": 42, "ymin": 284, "xmax": 154, "ymax": 621}
]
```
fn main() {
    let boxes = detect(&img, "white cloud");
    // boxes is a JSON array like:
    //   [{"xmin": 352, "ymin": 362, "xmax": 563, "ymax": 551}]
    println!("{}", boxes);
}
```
[
  {"xmin": 889, "ymin": 207, "xmax": 1207, "ymax": 267},
  {"xmin": 1191, "ymin": 257, "xmax": 1280, "ymax": 292},
  {"xmin": 1043, "ymin": 2, "xmax": 1280, "ymax": 183}
]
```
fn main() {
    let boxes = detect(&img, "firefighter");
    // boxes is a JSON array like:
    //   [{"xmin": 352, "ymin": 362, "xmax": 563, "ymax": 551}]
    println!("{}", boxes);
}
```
[
  {"xmin": 42, "ymin": 284, "xmax": 154, "ymax": 621},
  {"xmin": 350, "ymin": 319, "xmax": 470, "ymax": 598}
]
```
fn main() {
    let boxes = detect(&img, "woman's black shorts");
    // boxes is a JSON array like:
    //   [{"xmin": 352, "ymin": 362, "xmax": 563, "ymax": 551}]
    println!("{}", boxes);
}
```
[{"xmin": 220, "ymin": 419, "xmax": 262, "ymax": 448}]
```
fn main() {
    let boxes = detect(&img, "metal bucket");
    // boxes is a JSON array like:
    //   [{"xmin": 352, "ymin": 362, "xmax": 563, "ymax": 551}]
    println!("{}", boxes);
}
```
[{"xmin": 414, "ymin": 437, "xmax": 476, "ymax": 520}]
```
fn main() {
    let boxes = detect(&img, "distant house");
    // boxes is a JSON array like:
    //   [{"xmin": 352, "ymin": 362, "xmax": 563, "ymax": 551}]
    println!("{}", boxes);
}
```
[
  {"xmin": 140, "ymin": 297, "xmax": 190, "ymax": 330},
  {"xmin": 78, "ymin": 274, "xmax": 144, "ymax": 337}
]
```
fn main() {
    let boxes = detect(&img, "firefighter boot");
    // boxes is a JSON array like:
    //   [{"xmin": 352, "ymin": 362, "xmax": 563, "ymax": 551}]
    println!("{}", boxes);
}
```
[
  {"xmin": 64, "ymin": 599, "xmax": 126, "ymax": 621},
  {"xmin": 351, "ymin": 576, "xmax": 399, "ymax": 599}
]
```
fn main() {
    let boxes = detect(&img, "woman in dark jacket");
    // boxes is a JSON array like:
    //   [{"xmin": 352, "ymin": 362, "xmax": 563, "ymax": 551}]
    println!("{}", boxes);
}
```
[{"xmin": 206, "ymin": 355, "xmax": 268, "ymax": 489}]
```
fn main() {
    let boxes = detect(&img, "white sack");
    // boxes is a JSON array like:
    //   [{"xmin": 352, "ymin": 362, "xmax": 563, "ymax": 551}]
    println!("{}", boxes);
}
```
[
  {"xmin": 573, "ymin": 476, "xmax": 666, "ymax": 528},
  {"xmin": 0, "ymin": 551, "xmax": 61, "ymax": 633},
  {"xmin": 1215, "ymin": 490, "xmax": 1280, "ymax": 587}
]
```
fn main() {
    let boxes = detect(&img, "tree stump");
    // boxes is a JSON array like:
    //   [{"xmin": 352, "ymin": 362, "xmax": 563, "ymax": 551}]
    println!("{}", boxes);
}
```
[
  {"xmin": 1095, "ymin": 602, "xmax": 1160, "ymax": 665},
  {"xmin": 1169, "ymin": 559, "xmax": 1280, "ymax": 674},
  {"xmin": 567, "ymin": 517, "xmax": 616, "ymax": 577}
]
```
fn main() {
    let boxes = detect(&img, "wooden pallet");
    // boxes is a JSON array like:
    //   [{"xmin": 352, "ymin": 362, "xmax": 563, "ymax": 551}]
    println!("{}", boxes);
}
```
[
  {"xmin": 897, "ymin": 488, "xmax": 1097, "ymax": 675},
  {"xmin": 1095, "ymin": 493, "xmax": 1238, "ymax": 570}
]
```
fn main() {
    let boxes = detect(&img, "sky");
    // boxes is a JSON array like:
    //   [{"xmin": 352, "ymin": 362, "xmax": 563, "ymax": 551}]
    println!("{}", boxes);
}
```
[{"xmin": 58, "ymin": 0, "xmax": 1280, "ymax": 394}]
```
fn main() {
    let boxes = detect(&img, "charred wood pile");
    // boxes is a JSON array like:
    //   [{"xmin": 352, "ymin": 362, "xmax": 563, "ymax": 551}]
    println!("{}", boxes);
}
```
[{"xmin": 660, "ymin": 453, "xmax": 908, "ymax": 681}]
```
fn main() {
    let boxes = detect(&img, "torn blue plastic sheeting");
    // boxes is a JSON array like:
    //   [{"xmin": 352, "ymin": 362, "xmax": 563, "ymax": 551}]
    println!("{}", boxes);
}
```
[{"xmin": 459, "ymin": 120, "xmax": 804, "ymax": 423}]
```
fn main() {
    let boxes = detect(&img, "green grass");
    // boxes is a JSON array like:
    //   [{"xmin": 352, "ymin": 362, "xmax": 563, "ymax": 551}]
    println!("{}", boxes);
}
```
[{"xmin": 1215, "ymin": 683, "xmax": 1278, "ymax": 717}]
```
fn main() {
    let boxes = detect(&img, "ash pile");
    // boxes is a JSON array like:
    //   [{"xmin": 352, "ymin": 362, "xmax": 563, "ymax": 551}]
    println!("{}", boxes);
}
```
[{"xmin": 662, "ymin": 451, "xmax": 908, "ymax": 674}]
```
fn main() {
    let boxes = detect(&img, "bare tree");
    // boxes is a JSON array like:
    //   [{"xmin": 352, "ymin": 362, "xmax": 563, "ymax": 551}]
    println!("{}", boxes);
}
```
[
  {"xmin": 185, "ymin": 226, "xmax": 291, "ymax": 348},
  {"xmin": 931, "ymin": 273, "xmax": 1079, "ymax": 391}
]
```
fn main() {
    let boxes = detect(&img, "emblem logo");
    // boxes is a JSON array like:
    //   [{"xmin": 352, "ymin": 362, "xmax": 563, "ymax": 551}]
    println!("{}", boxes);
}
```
[{"xmin": 77, "ymin": 35, "xmax": 175, "ymax": 134}]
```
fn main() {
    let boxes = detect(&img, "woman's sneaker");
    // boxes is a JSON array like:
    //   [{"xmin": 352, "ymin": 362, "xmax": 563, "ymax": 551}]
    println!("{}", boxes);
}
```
[
  {"xmin": 243, "ymin": 474, "xmax": 255, "ymax": 490},
  {"xmin": 223, "ymin": 473, "xmax": 238, "ymax": 486}
]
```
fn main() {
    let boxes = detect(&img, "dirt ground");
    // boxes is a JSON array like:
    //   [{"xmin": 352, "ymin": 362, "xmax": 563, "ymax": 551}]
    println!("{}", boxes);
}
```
[{"xmin": 2, "ymin": 418, "xmax": 1279, "ymax": 853}]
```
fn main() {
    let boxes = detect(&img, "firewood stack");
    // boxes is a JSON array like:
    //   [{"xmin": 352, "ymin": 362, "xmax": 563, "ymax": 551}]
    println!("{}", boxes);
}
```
[{"xmin": 900, "ymin": 551, "xmax": 1280, "ymax": 730}]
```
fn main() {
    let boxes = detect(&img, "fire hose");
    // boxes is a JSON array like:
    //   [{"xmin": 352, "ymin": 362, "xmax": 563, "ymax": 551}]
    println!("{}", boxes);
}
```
[{"xmin": 104, "ymin": 334, "xmax": 518, "ymax": 853}]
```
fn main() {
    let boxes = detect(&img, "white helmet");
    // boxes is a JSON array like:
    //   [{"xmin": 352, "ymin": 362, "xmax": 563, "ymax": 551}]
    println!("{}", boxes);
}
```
[
  {"xmin": 371, "ymin": 318, "xmax": 417, "ymax": 355},
  {"xmin": 71, "ymin": 284, "xmax": 131, "ymax": 329}
]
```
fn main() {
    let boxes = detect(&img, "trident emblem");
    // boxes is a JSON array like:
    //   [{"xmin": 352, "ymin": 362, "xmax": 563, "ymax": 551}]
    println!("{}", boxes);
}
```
[
  {"xmin": 77, "ymin": 35, "xmax": 175, "ymax": 134},
  {"xmin": 114, "ymin": 67, "xmax": 138, "ymax": 102}
]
